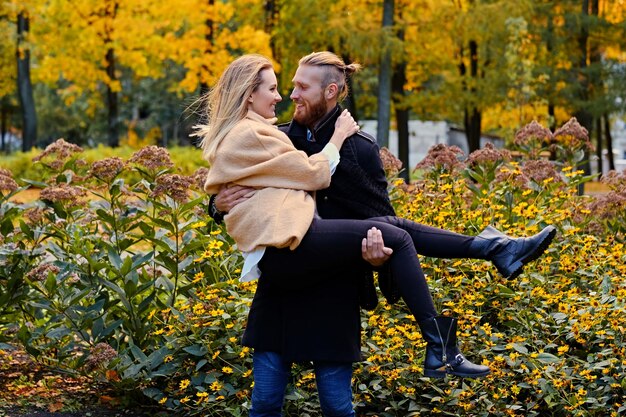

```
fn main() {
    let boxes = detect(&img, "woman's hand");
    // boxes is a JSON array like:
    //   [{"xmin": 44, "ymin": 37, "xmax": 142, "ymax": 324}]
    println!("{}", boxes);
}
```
[{"xmin": 329, "ymin": 109, "xmax": 359, "ymax": 150}]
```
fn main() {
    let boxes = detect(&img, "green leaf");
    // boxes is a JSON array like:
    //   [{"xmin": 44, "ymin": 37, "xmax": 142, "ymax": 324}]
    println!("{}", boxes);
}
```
[
  {"xmin": 142, "ymin": 387, "xmax": 163, "ymax": 400},
  {"xmin": 147, "ymin": 347, "xmax": 169, "ymax": 370},
  {"xmin": 92, "ymin": 317, "xmax": 104, "ymax": 339},
  {"xmin": 512, "ymin": 343, "xmax": 528, "ymax": 354},
  {"xmin": 195, "ymin": 359, "xmax": 208, "ymax": 371},
  {"xmin": 101, "ymin": 319, "xmax": 123, "ymax": 338},
  {"xmin": 183, "ymin": 344, "xmax": 208, "ymax": 357},
  {"xmin": 536, "ymin": 353, "xmax": 561, "ymax": 364},
  {"xmin": 130, "ymin": 344, "xmax": 149, "ymax": 362},
  {"xmin": 108, "ymin": 247, "xmax": 122, "ymax": 270}
]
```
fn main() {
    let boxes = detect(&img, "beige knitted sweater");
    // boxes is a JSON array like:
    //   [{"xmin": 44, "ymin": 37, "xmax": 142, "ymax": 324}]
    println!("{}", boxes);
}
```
[{"xmin": 204, "ymin": 110, "xmax": 331, "ymax": 252}]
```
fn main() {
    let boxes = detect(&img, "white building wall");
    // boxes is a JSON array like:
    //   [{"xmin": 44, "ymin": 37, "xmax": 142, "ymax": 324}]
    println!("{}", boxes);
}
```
[{"xmin": 360, "ymin": 120, "xmax": 503, "ymax": 171}]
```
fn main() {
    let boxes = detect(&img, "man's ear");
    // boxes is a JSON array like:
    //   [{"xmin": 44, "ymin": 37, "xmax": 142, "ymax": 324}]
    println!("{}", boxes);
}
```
[{"xmin": 325, "ymin": 83, "xmax": 339, "ymax": 100}]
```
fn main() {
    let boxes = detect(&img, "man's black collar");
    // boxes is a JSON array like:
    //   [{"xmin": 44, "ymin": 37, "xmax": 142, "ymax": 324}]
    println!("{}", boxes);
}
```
[{"xmin": 284, "ymin": 105, "xmax": 342, "ymax": 145}]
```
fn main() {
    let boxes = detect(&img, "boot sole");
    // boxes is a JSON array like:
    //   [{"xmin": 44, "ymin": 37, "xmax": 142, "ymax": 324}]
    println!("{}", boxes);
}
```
[
  {"xmin": 424, "ymin": 369, "xmax": 491, "ymax": 379},
  {"xmin": 505, "ymin": 226, "xmax": 557, "ymax": 280}
]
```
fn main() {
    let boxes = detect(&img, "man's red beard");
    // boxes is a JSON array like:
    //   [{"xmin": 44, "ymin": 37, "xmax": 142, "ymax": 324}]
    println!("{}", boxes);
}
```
[{"xmin": 293, "ymin": 92, "xmax": 328, "ymax": 129}]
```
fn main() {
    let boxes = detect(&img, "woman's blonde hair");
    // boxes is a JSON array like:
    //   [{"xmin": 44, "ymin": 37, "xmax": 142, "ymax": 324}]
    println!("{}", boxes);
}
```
[
  {"xmin": 196, "ymin": 54, "xmax": 274, "ymax": 163},
  {"xmin": 298, "ymin": 52, "xmax": 361, "ymax": 102}
]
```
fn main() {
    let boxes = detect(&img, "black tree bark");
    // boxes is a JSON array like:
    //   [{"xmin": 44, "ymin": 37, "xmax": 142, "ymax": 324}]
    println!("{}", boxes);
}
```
[
  {"xmin": 17, "ymin": 12, "xmax": 37, "ymax": 151},
  {"xmin": 376, "ymin": 0, "xmax": 394, "ymax": 148},
  {"xmin": 604, "ymin": 114, "xmax": 615, "ymax": 171},
  {"xmin": 105, "ymin": 47, "xmax": 119, "ymax": 148},
  {"xmin": 461, "ymin": 40, "xmax": 481, "ymax": 153}
]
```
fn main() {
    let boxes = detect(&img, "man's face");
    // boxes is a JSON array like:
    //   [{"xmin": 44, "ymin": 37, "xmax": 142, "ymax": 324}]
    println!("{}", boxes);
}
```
[{"xmin": 290, "ymin": 65, "xmax": 331, "ymax": 128}]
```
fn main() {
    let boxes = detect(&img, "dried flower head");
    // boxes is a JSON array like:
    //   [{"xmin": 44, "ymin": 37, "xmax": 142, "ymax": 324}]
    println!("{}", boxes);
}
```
[
  {"xmin": 521, "ymin": 160, "xmax": 562, "ymax": 184},
  {"xmin": 467, "ymin": 143, "xmax": 511, "ymax": 166},
  {"xmin": 142, "ymin": 266, "xmax": 164, "ymax": 278},
  {"xmin": 65, "ymin": 272, "xmax": 81, "ymax": 284},
  {"xmin": 414, "ymin": 144, "xmax": 466, "ymax": 172},
  {"xmin": 379, "ymin": 147, "xmax": 403, "ymax": 175},
  {"xmin": 191, "ymin": 167, "xmax": 210, "ymax": 191},
  {"xmin": 514, "ymin": 120, "xmax": 553, "ymax": 146},
  {"xmin": 151, "ymin": 174, "xmax": 194, "ymax": 203},
  {"xmin": 23, "ymin": 207, "xmax": 53, "ymax": 224},
  {"xmin": 553, "ymin": 117, "xmax": 593, "ymax": 151},
  {"xmin": 129, "ymin": 146, "xmax": 174, "ymax": 171},
  {"xmin": 89, "ymin": 157, "xmax": 126, "ymax": 182},
  {"xmin": 0, "ymin": 169, "xmax": 18, "ymax": 192},
  {"xmin": 601, "ymin": 169, "xmax": 626, "ymax": 193},
  {"xmin": 32, "ymin": 139, "xmax": 84, "ymax": 170},
  {"xmin": 40, "ymin": 184, "xmax": 87, "ymax": 205},
  {"xmin": 25, "ymin": 263, "xmax": 60, "ymax": 282},
  {"xmin": 86, "ymin": 342, "xmax": 117, "ymax": 369}
]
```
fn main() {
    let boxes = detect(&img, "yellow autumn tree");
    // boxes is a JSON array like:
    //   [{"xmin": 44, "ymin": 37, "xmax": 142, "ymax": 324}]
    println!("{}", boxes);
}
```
[
  {"xmin": 27, "ymin": 0, "xmax": 272, "ymax": 146},
  {"xmin": 167, "ymin": 0, "xmax": 274, "ymax": 93}
]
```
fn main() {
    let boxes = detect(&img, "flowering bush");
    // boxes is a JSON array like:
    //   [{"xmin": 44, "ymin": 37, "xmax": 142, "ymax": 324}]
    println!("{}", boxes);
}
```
[{"xmin": 1, "ymin": 117, "xmax": 626, "ymax": 416}]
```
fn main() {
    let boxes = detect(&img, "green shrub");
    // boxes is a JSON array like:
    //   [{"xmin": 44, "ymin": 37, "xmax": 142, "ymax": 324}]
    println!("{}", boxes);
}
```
[
  {"xmin": 1, "ymin": 116, "xmax": 625, "ymax": 416},
  {"xmin": 0, "ymin": 144, "xmax": 207, "ymax": 185}
]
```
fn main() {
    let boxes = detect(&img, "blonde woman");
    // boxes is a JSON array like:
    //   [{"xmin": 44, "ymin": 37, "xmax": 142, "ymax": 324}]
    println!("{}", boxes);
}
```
[{"xmin": 198, "ymin": 55, "xmax": 556, "ymax": 385}]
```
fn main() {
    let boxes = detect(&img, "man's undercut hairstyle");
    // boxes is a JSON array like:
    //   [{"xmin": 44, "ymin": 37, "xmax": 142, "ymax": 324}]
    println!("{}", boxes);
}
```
[{"xmin": 299, "ymin": 52, "xmax": 362, "ymax": 102}]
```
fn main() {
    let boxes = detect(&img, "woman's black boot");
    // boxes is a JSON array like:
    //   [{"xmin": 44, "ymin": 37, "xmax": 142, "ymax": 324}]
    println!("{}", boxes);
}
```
[
  {"xmin": 418, "ymin": 316, "xmax": 490, "ymax": 379},
  {"xmin": 469, "ymin": 225, "xmax": 556, "ymax": 280}
]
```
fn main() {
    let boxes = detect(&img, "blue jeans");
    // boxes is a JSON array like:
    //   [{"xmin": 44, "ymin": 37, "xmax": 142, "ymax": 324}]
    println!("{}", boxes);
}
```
[{"xmin": 250, "ymin": 351, "xmax": 355, "ymax": 417}]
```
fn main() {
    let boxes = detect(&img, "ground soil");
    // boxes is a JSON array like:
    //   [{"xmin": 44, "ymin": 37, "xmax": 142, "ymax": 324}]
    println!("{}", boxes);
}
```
[{"xmin": 0, "ymin": 350, "xmax": 169, "ymax": 417}]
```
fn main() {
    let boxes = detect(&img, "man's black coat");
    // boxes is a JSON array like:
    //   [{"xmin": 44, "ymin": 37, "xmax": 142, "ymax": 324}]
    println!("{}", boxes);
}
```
[{"xmin": 241, "ymin": 106, "xmax": 395, "ymax": 362}]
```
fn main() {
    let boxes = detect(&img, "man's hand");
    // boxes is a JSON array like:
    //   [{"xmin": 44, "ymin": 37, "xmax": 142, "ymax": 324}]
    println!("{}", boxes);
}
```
[
  {"xmin": 215, "ymin": 184, "xmax": 256, "ymax": 213},
  {"xmin": 361, "ymin": 227, "xmax": 393, "ymax": 267}
]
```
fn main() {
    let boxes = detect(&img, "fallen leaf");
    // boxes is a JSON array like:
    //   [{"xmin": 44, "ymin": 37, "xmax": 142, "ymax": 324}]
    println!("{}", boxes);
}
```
[{"xmin": 48, "ymin": 401, "xmax": 64, "ymax": 412}]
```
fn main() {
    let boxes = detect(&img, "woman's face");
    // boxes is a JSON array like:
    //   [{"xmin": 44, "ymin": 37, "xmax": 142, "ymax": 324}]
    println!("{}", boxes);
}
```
[{"xmin": 249, "ymin": 69, "xmax": 282, "ymax": 118}]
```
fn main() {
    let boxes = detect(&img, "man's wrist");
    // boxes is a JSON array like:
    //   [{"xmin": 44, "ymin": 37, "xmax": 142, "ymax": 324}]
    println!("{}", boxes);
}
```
[
  {"xmin": 210, "ymin": 196, "xmax": 223, "ymax": 216},
  {"xmin": 208, "ymin": 194, "xmax": 225, "ymax": 223}
]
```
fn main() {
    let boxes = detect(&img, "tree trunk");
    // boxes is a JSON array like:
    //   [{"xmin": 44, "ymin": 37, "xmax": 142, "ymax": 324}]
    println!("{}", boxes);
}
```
[
  {"xmin": 17, "ymin": 12, "xmax": 37, "ymax": 151},
  {"xmin": 574, "ymin": 0, "xmax": 592, "ymax": 174},
  {"xmin": 265, "ymin": 0, "xmax": 279, "ymax": 60},
  {"xmin": 376, "ymin": 0, "xmax": 394, "ymax": 148},
  {"xmin": 464, "ymin": 40, "xmax": 481, "ymax": 153},
  {"xmin": 546, "ymin": 9, "xmax": 557, "ymax": 159},
  {"xmin": 595, "ymin": 116, "xmax": 603, "ymax": 175},
  {"xmin": 106, "ymin": 47, "xmax": 119, "ymax": 147},
  {"xmin": 102, "ymin": 1, "xmax": 120, "ymax": 148},
  {"xmin": 392, "ymin": 15, "xmax": 408, "ymax": 182},
  {"xmin": 392, "ymin": 64, "xmax": 409, "ymax": 181},
  {"xmin": 200, "ymin": 0, "xmax": 215, "ymax": 95},
  {"xmin": 1, "ymin": 98, "xmax": 7, "ymax": 152},
  {"xmin": 604, "ymin": 114, "xmax": 615, "ymax": 171}
]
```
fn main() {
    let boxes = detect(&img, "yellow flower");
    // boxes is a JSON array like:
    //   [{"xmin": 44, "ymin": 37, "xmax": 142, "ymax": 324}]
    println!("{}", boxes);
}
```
[
  {"xmin": 192, "ymin": 272, "xmax": 205, "ymax": 283},
  {"xmin": 222, "ymin": 366, "xmax": 233, "ymax": 374},
  {"xmin": 180, "ymin": 396, "xmax": 190, "ymax": 403},
  {"xmin": 210, "ymin": 381, "xmax": 223, "ymax": 392},
  {"xmin": 179, "ymin": 379, "xmax": 190, "ymax": 390},
  {"xmin": 196, "ymin": 391, "xmax": 209, "ymax": 398},
  {"xmin": 159, "ymin": 397, "xmax": 167, "ymax": 404}
]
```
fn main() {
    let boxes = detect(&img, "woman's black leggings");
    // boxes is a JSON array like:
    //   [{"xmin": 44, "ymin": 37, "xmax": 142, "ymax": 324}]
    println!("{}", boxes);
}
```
[{"xmin": 259, "ymin": 216, "xmax": 477, "ymax": 322}]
